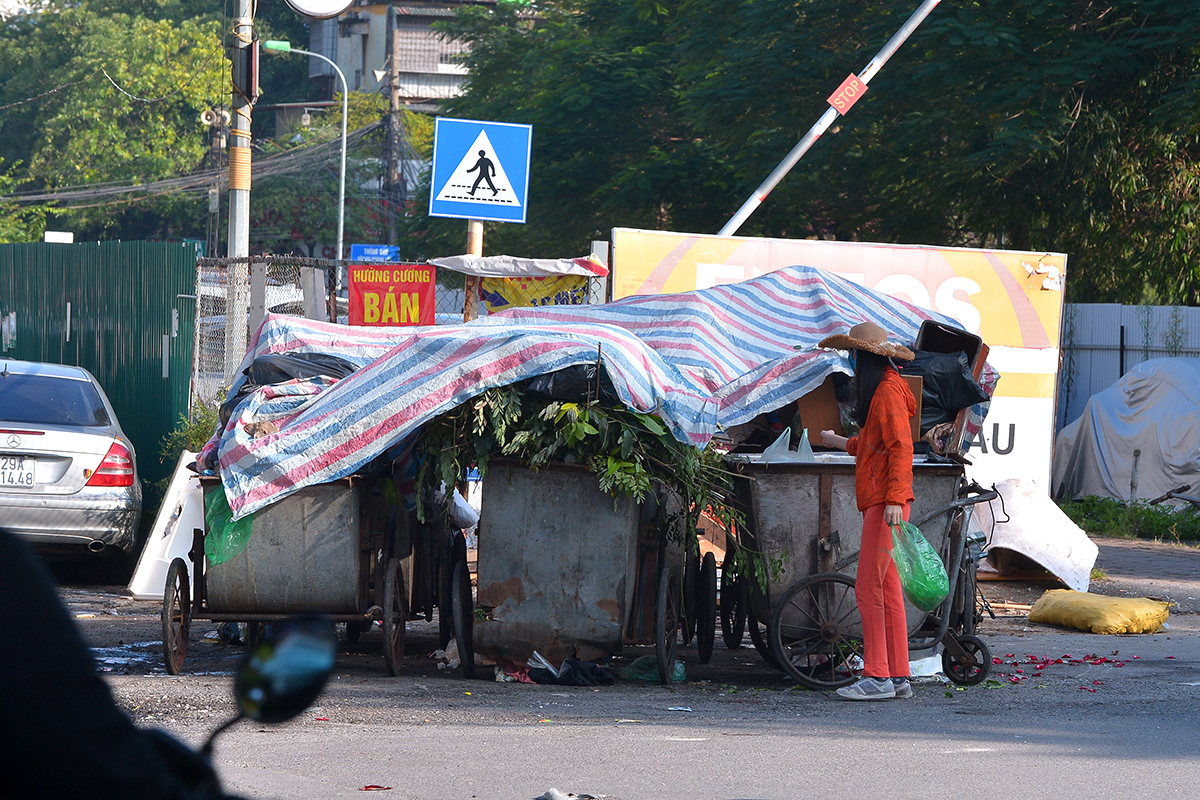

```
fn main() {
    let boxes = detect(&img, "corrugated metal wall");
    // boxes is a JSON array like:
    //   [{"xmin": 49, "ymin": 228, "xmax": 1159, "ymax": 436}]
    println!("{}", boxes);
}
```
[
  {"xmin": 1058, "ymin": 303, "xmax": 1200, "ymax": 431},
  {"xmin": 0, "ymin": 241, "xmax": 196, "ymax": 492}
]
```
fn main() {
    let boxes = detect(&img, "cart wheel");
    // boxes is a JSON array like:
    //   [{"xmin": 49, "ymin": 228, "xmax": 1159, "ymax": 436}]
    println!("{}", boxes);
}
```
[
  {"xmin": 960, "ymin": 558, "xmax": 979, "ymax": 637},
  {"xmin": 451, "ymin": 559, "xmax": 475, "ymax": 679},
  {"xmin": 161, "ymin": 558, "xmax": 191, "ymax": 675},
  {"xmin": 747, "ymin": 603, "xmax": 782, "ymax": 671},
  {"xmin": 655, "ymin": 564, "xmax": 679, "ymax": 684},
  {"xmin": 719, "ymin": 564, "xmax": 746, "ymax": 650},
  {"xmin": 769, "ymin": 573, "xmax": 865, "ymax": 689},
  {"xmin": 345, "ymin": 620, "xmax": 362, "ymax": 644},
  {"xmin": 696, "ymin": 551, "xmax": 718, "ymax": 664},
  {"xmin": 437, "ymin": 527, "xmax": 456, "ymax": 649},
  {"xmin": 383, "ymin": 557, "xmax": 407, "ymax": 676},
  {"xmin": 943, "ymin": 634, "xmax": 991, "ymax": 686},
  {"xmin": 245, "ymin": 622, "xmax": 266, "ymax": 650},
  {"xmin": 681, "ymin": 541, "xmax": 698, "ymax": 646}
]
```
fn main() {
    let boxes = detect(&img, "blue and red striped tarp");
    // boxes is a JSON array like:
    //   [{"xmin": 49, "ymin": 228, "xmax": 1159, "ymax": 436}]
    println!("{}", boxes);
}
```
[{"xmin": 216, "ymin": 265, "xmax": 953, "ymax": 518}]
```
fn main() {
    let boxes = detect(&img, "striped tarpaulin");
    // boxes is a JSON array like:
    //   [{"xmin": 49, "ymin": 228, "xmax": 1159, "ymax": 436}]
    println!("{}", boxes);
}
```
[
  {"xmin": 481, "ymin": 265, "xmax": 955, "ymax": 426},
  {"xmin": 216, "ymin": 265, "xmax": 957, "ymax": 518},
  {"xmin": 218, "ymin": 317, "xmax": 719, "ymax": 518}
]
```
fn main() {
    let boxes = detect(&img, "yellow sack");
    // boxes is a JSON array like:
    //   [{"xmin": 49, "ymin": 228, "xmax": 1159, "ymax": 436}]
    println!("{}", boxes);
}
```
[{"xmin": 1028, "ymin": 589, "xmax": 1171, "ymax": 635}]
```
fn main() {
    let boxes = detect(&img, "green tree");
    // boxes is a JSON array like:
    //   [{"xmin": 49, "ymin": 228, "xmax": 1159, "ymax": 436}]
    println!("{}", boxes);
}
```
[{"xmin": 410, "ymin": 0, "xmax": 1200, "ymax": 304}]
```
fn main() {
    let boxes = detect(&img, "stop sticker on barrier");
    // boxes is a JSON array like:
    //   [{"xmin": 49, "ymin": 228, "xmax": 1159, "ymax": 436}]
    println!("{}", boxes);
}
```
[
  {"xmin": 349, "ymin": 264, "xmax": 435, "ymax": 326},
  {"xmin": 827, "ymin": 73, "xmax": 867, "ymax": 115}
]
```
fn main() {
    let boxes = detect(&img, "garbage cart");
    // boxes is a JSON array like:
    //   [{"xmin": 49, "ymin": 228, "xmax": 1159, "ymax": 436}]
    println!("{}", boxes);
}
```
[
  {"xmin": 729, "ymin": 453, "xmax": 997, "ymax": 688},
  {"xmin": 449, "ymin": 459, "xmax": 695, "ymax": 684},
  {"xmin": 161, "ymin": 477, "xmax": 411, "ymax": 676}
]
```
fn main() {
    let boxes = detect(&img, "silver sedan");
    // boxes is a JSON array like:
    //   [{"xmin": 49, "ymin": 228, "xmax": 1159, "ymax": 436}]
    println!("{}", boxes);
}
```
[{"xmin": 0, "ymin": 360, "xmax": 142, "ymax": 557}]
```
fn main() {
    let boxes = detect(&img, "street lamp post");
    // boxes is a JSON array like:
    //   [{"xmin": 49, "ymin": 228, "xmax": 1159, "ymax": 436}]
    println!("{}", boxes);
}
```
[{"xmin": 263, "ymin": 40, "xmax": 348, "ymax": 262}]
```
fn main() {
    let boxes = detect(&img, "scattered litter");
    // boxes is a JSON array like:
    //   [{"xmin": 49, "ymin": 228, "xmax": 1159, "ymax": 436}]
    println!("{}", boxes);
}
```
[
  {"xmin": 618, "ymin": 655, "xmax": 685, "ymax": 682},
  {"xmin": 314, "ymin": 717, "xmax": 330, "ymax": 721},
  {"xmin": 667, "ymin": 706, "xmax": 693, "ymax": 712},
  {"xmin": 615, "ymin": 719, "xmax": 641, "ymax": 723},
  {"xmin": 75, "ymin": 613, "xmax": 96, "ymax": 619},
  {"xmin": 359, "ymin": 786, "xmax": 392, "ymax": 792},
  {"xmin": 535, "ymin": 789, "xmax": 598, "ymax": 800}
]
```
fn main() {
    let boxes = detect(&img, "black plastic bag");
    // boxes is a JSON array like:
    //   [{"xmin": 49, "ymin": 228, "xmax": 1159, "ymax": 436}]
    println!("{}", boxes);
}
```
[
  {"xmin": 245, "ymin": 352, "xmax": 358, "ymax": 385},
  {"xmin": 529, "ymin": 658, "xmax": 615, "ymax": 686},
  {"xmin": 526, "ymin": 364, "xmax": 620, "ymax": 405},
  {"xmin": 899, "ymin": 350, "xmax": 989, "ymax": 432},
  {"xmin": 220, "ymin": 352, "xmax": 359, "ymax": 426}
]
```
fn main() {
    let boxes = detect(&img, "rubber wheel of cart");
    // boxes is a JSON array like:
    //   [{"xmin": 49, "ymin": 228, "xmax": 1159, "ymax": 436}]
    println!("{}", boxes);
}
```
[
  {"xmin": 383, "ymin": 557, "xmax": 408, "ymax": 676},
  {"xmin": 451, "ymin": 559, "xmax": 475, "ymax": 679},
  {"xmin": 162, "ymin": 558, "xmax": 191, "ymax": 675},
  {"xmin": 719, "ymin": 566, "xmax": 746, "ymax": 651},
  {"xmin": 696, "ymin": 551, "xmax": 718, "ymax": 664},
  {"xmin": 655, "ymin": 564, "xmax": 680, "ymax": 684},
  {"xmin": 747, "ymin": 602, "xmax": 782, "ymax": 671},
  {"xmin": 769, "ymin": 573, "xmax": 865, "ymax": 689},
  {"xmin": 245, "ymin": 622, "xmax": 266, "ymax": 650},
  {"xmin": 437, "ymin": 528, "xmax": 457, "ymax": 649},
  {"xmin": 681, "ymin": 543, "xmax": 698, "ymax": 646},
  {"xmin": 943, "ymin": 634, "xmax": 991, "ymax": 686},
  {"xmin": 960, "ymin": 558, "xmax": 979, "ymax": 638}
]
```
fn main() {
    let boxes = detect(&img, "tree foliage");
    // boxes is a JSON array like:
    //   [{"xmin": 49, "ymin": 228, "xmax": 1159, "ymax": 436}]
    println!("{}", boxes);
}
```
[{"xmin": 417, "ymin": 0, "xmax": 1200, "ymax": 304}]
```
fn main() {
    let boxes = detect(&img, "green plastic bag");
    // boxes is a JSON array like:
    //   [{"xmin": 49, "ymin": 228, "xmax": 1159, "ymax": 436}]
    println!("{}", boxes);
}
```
[
  {"xmin": 204, "ymin": 487, "xmax": 255, "ymax": 566},
  {"xmin": 618, "ymin": 654, "xmax": 686, "ymax": 682},
  {"xmin": 890, "ymin": 520, "xmax": 949, "ymax": 613}
]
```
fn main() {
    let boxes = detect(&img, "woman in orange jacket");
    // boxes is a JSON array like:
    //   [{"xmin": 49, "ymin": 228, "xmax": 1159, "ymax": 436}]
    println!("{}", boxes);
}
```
[{"xmin": 818, "ymin": 322, "xmax": 917, "ymax": 700}]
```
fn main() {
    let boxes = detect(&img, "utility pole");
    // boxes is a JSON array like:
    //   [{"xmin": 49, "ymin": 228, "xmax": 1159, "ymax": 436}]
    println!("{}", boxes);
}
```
[
  {"xmin": 226, "ymin": 0, "xmax": 258, "ymax": 376},
  {"xmin": 384, "ymin": 8, "xmax": 406, "ymax": 248}
]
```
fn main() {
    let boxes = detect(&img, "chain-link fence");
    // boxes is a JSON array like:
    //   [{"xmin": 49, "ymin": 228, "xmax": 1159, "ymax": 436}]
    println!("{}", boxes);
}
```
[
  {"xmin": 194, "ymin": 255, "xmax": 334, "ymax": 407},
  {"xmin": 193, "ymin": 257, "xmax": 610, "ymax": 409}
]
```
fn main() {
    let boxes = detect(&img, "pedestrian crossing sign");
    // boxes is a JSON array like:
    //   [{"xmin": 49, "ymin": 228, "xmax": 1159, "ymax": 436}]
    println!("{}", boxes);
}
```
[{"xmin": 429, "ymin": 118, "xmax": 533, "ymax": 224}]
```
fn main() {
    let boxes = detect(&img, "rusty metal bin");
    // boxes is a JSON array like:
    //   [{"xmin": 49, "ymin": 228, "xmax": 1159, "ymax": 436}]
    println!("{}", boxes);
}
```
[
  {"xmin": 472, "ymin": 460, "xmax": 641, "ymax": 664},
  {"xmin": 205, "ymin": 482, "xmax": 364, "ymax": 614},
  {"xmin": 732, "ymin": 453, "xmax": 964, "ymax": 632}
]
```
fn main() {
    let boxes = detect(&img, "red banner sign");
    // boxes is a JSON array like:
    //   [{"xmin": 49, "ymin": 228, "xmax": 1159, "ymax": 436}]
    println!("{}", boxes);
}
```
[
  {"xmin": 348, "ymin": 264, "xmax": 435, "ymax": 326},
  {"xmin": 827, "ymin": 73, "xmax": 867, "ymax": 115}
]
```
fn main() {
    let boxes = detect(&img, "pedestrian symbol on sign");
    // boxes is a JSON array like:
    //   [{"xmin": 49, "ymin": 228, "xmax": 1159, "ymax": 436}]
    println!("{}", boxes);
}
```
[
  {"xmin": 467, "ymin": 151, "xmax": 498, "ymax": 196},
  {"xmin": 433, "ymin": 130, "xmax": 521, "ymax": 209}
]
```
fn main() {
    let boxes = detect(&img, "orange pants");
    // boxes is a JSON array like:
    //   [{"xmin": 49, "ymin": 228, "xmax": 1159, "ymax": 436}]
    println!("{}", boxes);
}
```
[{"xmin": 857, "ymin": 502, "xmax": 911, "ymax": 679}]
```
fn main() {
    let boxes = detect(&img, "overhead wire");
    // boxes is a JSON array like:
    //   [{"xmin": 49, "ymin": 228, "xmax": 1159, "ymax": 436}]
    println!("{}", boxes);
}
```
[{"xmin": 3, "ymin": 122, "xmax": 384, "ymax": 208}]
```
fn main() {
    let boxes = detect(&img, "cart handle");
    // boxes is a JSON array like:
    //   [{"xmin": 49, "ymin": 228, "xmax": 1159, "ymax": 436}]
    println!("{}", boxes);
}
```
[{"xmin": 911, "ymin": 488, "xmax": 998, "ymax": 530}]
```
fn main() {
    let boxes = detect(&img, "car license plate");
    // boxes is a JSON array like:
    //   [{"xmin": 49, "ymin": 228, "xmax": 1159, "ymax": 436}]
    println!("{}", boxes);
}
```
[{"xmin": 0, "ymin": 454, "xmax": 35, "ymax": 488}]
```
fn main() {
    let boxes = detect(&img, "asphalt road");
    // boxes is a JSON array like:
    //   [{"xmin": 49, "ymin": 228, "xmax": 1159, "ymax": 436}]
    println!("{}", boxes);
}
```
[{"xmin": 58, "ymin": 535, "xmax": 1200, "ymax": 800}]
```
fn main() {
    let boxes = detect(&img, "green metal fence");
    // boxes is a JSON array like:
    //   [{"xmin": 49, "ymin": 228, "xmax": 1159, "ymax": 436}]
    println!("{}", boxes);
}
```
[{"xmin": 0, "ymin": 241, "xmax": 197, "ymax": 493}]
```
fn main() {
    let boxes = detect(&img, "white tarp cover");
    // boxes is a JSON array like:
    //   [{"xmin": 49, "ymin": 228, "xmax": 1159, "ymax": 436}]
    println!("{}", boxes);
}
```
[
  {"xmin": 973, "ymin": 478, "xmax": 1098, "ymax": 592},
  {"xmin": 1053, "ymin": 358, "xmax": 1200, "ymax": 502},
  {"xmin": 429, "ymin": 254, "xmax": 609, "ymax": 278}
]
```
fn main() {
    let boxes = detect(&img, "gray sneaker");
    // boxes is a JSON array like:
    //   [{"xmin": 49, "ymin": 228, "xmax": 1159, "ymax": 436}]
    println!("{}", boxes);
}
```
[
  {"xmin": 836, "ymin": 676, "xmax": 896, "ymax": 700},
  {"xmin": 892, "ymin": 678, "xmax": 913, "ymax": 699}
]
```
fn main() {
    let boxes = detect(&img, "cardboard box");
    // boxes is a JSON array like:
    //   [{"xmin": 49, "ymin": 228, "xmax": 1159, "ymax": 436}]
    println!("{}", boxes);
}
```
[{"xmin": 794, "ymin": 373, "xmax": 922, "ymax": 445}]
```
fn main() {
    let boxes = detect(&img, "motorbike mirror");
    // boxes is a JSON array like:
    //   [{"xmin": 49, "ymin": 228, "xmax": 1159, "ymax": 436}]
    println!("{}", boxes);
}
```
[{"xmin": 234, "ymin": 615, "xmax": 336, "ymax": 724}]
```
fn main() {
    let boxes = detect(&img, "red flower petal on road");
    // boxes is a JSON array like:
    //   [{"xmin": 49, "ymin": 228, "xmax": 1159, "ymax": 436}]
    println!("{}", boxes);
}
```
[
  {"xmin": 360, "ymin": 787, "xmax": 393, "ymax": 792},
  {"xmin": 314, "ymin": 717, "xmax": 330, "ymax": 721},
  {"xmin": 1167, "ymin": 656, "xmax": 1177, "ymax": 659}
]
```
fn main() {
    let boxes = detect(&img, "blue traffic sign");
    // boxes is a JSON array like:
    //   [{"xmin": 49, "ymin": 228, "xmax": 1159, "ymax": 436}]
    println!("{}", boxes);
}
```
[
  {"xmin": 350, "ymin": 244, "xmax": 400, "ymax": 262},
  {"xmin": 429, "ymin": 118, "xmax": 532, "ymax": 224}
]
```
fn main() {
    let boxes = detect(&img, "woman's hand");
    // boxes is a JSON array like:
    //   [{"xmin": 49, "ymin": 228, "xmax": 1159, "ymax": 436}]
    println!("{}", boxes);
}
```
[
  {"xmin": 820, "ymin": 430, "xmax": 846, "ymax": 451},
  {"xmin": 883, "ymin": 504, "xmax": 903, "ymax": 526}
]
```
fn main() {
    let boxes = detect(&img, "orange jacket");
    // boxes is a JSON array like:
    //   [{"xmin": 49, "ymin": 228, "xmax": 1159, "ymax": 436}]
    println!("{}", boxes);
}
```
[{"xmin": 845, "ymin": 368, "xmax": 916, "ymax": 510}]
